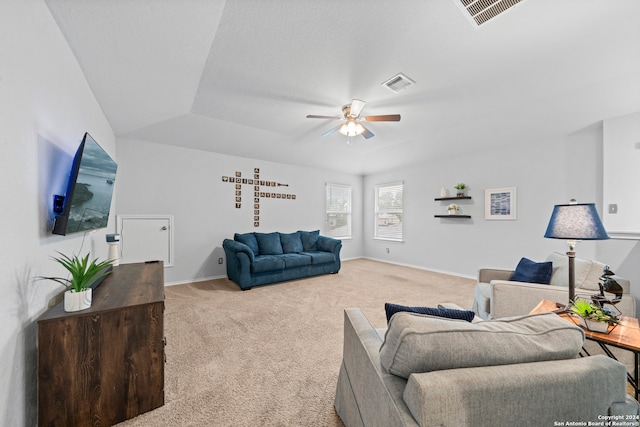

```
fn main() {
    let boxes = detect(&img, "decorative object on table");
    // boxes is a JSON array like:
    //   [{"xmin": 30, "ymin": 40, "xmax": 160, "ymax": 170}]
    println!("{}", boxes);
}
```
[
  {"xmin": 569, "ymin": 297, "xmax": 619, "ymax": 334},
  {"xmin": 544, "ymin": 200, "xmax": 609, "ymax": 306},
  {"xmin": 106, "ymin": 233, "xmax": 121, "ymax": 266},
  {"xmin": 38, "ymin": 252, "xmax": 114, "ymax": 312},
  {"xmin": 591, "ymin": 265, "xmax": 623, "ymax": 311},
  {"xmin": 454, "ymin": 183, "xmax": 466, "ymax": 197},
  {"xmin": 484, "ymin": 187, "xmax": 517, "ymax": 220},
  {"xmin": 447, "ymin": 203, "xmax": 459, "ymax": 215}
]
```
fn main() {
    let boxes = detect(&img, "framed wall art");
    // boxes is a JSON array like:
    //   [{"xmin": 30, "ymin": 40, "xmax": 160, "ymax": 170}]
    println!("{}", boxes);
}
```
[{"xmin": 485, "ymin": 187, "xmax": 517, "ymax": 220}]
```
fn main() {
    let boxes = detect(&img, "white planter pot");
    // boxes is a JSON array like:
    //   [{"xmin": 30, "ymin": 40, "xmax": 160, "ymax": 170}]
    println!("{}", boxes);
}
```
[
  {"xmin": 448, "ymin": 210, "xmax": 456, "ymax": 215},
  {"xmin": 64, "ymin": 289, "xmax": 92, "ymax": 312}
]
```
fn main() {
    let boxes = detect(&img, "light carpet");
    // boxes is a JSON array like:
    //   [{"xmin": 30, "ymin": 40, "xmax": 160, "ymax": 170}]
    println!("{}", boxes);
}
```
[{"xmin": 116, "ymin": 258, "xmax": 476, "ymax": 427}]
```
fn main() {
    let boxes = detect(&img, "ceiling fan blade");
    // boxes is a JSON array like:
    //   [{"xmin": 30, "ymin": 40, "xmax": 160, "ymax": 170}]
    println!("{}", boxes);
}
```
[
  {"xmin": 322, "ymin": 124, "xmax": 343, "ymax": 137},
  {"xmin": 349, "ymin": 99, "xmax": 366, "ymax": 117},
  {"xmin": 307, "ymin": 114, "xmax": 342, "ymax": 120},
  {"xmin": 362, "ymin": 114, "xmax": 401, "ymax": 122},
  {"xmin": 360, "ymin": 124, "xmax": 375, "ymax": 139}
]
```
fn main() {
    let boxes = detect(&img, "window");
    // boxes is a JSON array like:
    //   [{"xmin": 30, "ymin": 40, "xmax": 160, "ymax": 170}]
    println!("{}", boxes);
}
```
[
  {"xmin": 375, "ymin": 182, "xmax": 403, "ymax": 241},
  {"xmin": 325, "ymin": 183, "xmax": 352, "ymax": 239}
]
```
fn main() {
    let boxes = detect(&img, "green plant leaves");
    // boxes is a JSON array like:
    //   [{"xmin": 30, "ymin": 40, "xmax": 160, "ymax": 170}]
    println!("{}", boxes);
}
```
[{"xmin": 38, "ymin": 251, "xmax": 113, "ymax": 292}]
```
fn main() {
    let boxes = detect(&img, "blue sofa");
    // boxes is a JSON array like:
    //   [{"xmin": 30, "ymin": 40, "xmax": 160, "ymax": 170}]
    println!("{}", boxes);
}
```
[{"xmin": 222, "ymin": 230, "xmax": 342, "ymax": 290}]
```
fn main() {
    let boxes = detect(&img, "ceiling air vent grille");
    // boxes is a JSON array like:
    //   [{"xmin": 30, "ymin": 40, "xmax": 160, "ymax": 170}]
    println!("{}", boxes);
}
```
[
  {"xmin": 456, "ymin": 0, "xmax": 525, "ymax": 26},
  {"xmin": 382, "ymin": 73, "xmax": 416, "ymax": 94}
]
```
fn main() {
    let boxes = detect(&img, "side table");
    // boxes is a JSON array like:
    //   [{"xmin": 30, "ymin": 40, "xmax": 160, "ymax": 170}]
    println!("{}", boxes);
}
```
[{"xmin": 531, "ymin": 299, "xmax": 640, "ymax": 399}]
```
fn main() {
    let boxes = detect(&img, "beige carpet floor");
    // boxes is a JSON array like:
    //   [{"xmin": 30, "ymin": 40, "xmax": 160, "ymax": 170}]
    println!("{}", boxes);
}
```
[{"xmin": 116, "ymin": 258, "xmax": 476, "ymax": 427}]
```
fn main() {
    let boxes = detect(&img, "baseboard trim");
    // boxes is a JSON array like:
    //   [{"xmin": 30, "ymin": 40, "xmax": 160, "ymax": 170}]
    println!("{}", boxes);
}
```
[
  {"xmin": 362, "ymin": 257, "xmax": 475, "ymax": 280},
  {"xmin": 165, "ymin": 274, "xmax": 228, "ymax": 287}
]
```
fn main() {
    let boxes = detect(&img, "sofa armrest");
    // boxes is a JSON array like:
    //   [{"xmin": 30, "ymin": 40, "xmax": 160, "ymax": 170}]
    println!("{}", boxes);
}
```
[
  {"xmin": 403, "ymin": 355, "xmax": 637, "ymax": 427},
  {"xmin": 478, "ymin": 268, "xmax": 513, "ymax": 283},
  {"xmin": 491, "ymin": 280, "xmax": 637, "ymax": 319},
  {"xmin": 490, "ymin": 281, "xmax": 568, "ymax": 318},
  {"xmin": 222, "ymin": 239, "xmax": 254, "ymax": 263},
  {"xmin": 335, "ymin": 308, "xmax": 418, "ymax": 427},
  {"xmin": 317, "ymin": 235, "xmax": 342, "ymax": 253}
]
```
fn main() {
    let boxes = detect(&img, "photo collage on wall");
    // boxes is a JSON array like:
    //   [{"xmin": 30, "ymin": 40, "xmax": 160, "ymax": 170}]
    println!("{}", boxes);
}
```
[{"xmin": 221, "ymin": 168, "xmax": 296, "ymax": 227}]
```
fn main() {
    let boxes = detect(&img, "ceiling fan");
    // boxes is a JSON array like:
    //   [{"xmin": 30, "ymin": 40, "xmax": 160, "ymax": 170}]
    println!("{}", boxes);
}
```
[{"xmin": 306, "ymin": 99, "xmax": 400, "ymax": 141}]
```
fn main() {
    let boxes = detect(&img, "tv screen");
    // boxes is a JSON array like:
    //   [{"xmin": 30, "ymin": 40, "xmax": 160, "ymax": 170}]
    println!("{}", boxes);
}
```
[{"xmin": 53, "ymin": 133, "xmax": 118, "ymax": 235}]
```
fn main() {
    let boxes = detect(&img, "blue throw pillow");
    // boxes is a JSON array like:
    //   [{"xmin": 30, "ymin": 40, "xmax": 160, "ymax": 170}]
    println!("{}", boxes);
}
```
[
  {"xmin": 234, "ymin": 232, "xmax": 259, "ymax": 255},
  {"xmin": 384, "ymin": 303, "xmax": 475, "ymax": 324},
  {"xmin": 510, "ymin": 257, "xmax": 553, "ymax": 284},
  {"xmin": 298, "ymin": 230, "xmax": 320, "ymax": 251},
  {"xmin": 255, "ymin": 232, "xmax": 284, "ymax": 255},
  {"xmin": 280, "ymin": 232, "xmax": 303, "ymax": 253}
]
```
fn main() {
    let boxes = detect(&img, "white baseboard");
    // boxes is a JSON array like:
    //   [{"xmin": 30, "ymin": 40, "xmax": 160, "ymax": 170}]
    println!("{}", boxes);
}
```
[{"xmin": 362, "ymin": 257, "xmax": 476, "ymax": 280}]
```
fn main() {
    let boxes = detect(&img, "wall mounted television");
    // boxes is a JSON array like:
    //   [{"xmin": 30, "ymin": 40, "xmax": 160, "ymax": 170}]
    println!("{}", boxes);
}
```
[{"xmin": 52, "ymin": 133, "xmax": 118, "ymax": 236}]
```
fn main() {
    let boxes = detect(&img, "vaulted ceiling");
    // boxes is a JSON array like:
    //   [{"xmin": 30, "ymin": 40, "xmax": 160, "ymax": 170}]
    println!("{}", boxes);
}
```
[{"xmin": 45, "ymin": 0, "xmax": 640, "ymax": 175}]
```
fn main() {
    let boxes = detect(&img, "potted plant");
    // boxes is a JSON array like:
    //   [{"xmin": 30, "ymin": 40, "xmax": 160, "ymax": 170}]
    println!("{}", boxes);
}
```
[
  {"xmin": 454, "ymin": 183, "xmax": 467, "ymax": 197},
  {"xmin": 447, "ymin": 203, "xmax": 460, "ymax": 215},
  {"xmin": 569, "ymin": 298, "xmax": 619, "ymax": 333},
  {"xmin": 39, "ymin": 252, "xmax": 114, "ymax": 312}
]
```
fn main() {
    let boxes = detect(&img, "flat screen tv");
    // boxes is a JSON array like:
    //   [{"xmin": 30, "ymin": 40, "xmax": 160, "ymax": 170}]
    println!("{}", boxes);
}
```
[{"xmin": 52, "ymin": 133, "xmax": 118, "ymax": 236}]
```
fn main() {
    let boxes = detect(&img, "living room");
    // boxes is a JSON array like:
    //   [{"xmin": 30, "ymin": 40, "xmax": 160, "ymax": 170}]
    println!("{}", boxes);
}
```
[{"xmin": 2, "ymin": 1, "xmax": 640, "ymax": 426}]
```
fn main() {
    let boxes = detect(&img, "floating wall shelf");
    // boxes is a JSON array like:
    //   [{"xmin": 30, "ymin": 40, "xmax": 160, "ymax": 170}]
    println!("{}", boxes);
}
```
[
  {"xmin": 434, "ymin": 215, "xmax": 471, "ymax": 218},
  {"xmin": 434, "ymin": 196, "xmax": 472, "ymax": 201}
]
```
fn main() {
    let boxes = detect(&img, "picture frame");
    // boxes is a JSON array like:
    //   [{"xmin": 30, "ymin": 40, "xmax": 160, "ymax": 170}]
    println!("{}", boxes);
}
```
[{"xmin": 485, "ymin": 187, "xmax": 517, "ymax": 220}]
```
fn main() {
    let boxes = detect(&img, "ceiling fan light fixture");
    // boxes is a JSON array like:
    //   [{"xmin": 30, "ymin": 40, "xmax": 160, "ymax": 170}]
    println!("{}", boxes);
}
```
[{"xmin": 339, "ymin": 120, "xmax": 364, "ymax": 137}]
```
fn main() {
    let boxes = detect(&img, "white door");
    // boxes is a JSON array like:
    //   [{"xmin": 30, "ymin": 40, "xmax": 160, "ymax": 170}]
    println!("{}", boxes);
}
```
[{"xmin": 117, "ymin": 215, "xmax": 174, "ymax": 266}]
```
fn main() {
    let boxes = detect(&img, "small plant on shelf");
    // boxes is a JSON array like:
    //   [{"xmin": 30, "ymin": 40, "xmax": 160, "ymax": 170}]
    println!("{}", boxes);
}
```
[
  {"xmin": 447, "ymin": 203, "xmax": 460, "ymax": 215},
  {"xmin": 454, "ymin": 183, "xmax": 466, "ymax": 197}
]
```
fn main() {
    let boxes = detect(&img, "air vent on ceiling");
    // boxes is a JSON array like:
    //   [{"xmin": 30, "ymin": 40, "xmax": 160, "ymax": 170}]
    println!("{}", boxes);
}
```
[
  {"xmin": 382, "ymin": 73, "xmax": 416, "ymax": 94},
  {"xmin": 455, "ymin": 0, "xmax": 525, "ymax": 26}
]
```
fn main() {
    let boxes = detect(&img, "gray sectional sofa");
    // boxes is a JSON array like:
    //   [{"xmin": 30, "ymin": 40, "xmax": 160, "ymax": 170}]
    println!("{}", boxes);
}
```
[
  {"xmin": 334, "ymin": 307, "xmax": 639, "ymax": 426},
  {"xmin": 222, "ymin": 230, "xmax": 342, "ymax": 290},
  {"xmin": 472, "ymin": 252, "xmax": 636, "ymax": 375}
]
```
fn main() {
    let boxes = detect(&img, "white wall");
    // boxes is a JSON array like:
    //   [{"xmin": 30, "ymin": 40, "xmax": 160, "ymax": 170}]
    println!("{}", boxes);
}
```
[
  {"xmin": 364, "ymin": 123, "xmax": 639, "ymax": 313},
  {"xmin": 0, "ymin": 1, "xmax": 116, "ymax": 425},
  {"xmin": 364, "ymin": 138, "xmax": 569, "ymax": 277},
  {"xmin": 603, "ymin": 112, "xmax": 640, "ymax": 237},
  {"xmin": 115, "ymin": 138, "xmax": 363, "ymax": 284}
]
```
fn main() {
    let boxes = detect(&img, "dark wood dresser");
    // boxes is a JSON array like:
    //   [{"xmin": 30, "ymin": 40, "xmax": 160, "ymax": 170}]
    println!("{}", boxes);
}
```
[{"xmin": 37, "ymin": 262, "xmax": 165, "ymax": 427}]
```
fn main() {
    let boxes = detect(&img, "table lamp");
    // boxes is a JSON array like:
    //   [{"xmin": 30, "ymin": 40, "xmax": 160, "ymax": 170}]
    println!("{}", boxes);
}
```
[{"xmin": 544, "ymin": 200, "xmax": 609, "ymax": 305}]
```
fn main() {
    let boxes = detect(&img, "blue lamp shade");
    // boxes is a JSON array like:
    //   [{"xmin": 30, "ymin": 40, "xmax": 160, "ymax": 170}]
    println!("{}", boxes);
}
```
[{"xmin": 544, "ymin": 203, "xmax": 609, "ymax": 240}]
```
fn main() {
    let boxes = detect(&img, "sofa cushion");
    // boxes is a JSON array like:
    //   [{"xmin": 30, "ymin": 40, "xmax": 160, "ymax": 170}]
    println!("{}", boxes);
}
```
[
  {"xmin": 384, "ymin": 303, "xmax": 475, "ymax": 324},
  {"xmin": 300, "ymin": 251, "xmax": 335, "ymax": 265},
  {"xmin": 547, "ymin": 252, "xmax": 605, "ymax": 291},
  {"xmin": 251, "ymin": 255, "xmax": 285, "ymax": 273},
  {"xmin": 299, "ymin": 230, "xmax": 320, "ymax": 251},
  {"xmin": 510, "ymin": 257, "xmax": 553, "ymax": 284},
  {"xmin": 280, "ymin": 253, "xmax": 311, "ymax": 268},
  {"xmin": 379, "ymin": 312, "xmax": 584, "ymax": 379},
  {"xmin": 280, "ymin": 232, "xmax": 304, "ymax": 253},
  {"xmin": 255, "ymin": 232, "xmax": 284, "ymax": 255},
  {"xmin": 234, "ymin": 232, "xmax": 259, "ymax": 256}
]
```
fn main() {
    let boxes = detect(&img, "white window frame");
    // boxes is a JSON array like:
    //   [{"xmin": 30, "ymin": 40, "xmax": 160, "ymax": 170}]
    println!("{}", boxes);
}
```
[
  {"xmin": 325, "ymin": 183, "xmax": 352, "ymax": 239},
  {"xmin": 374, "ymin": 182, "xmax": 403, "ymax": 242}
]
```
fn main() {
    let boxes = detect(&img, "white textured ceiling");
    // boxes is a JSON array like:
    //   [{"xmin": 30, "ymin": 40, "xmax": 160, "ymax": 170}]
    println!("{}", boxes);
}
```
[{"xmin": 45, "ymin": 0, "xmax": 640, "ymax": 175}]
